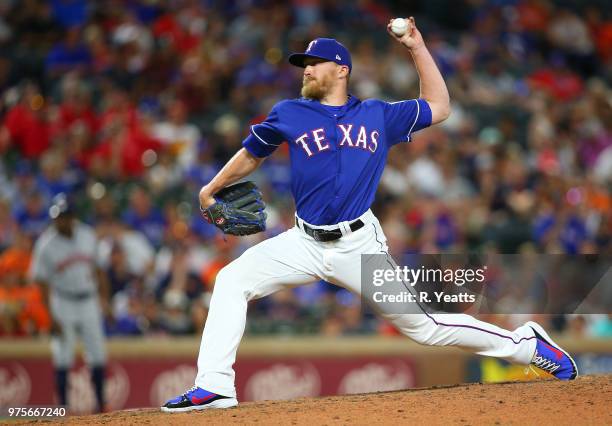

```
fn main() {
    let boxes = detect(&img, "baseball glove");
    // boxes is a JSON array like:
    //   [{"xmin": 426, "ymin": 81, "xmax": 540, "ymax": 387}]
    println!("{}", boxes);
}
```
[{"xmin": 200, "ymin": 181, "xmax": 267, "ymax": 236}]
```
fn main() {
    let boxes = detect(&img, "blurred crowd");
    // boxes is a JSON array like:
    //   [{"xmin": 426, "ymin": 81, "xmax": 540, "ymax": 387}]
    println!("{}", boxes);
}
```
[{"xmin": 0, "ymin": 0, "xmax": 611, "ymax": 339}]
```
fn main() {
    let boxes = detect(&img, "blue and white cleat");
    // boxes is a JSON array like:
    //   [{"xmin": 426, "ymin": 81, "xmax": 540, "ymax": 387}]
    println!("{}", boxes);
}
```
[
  {"xmin": 161, "ymin": 386, "xmax": 238, "ymax": 412},
  {"xmin": 527, "ymin": 321, "xmax": 578, "ymax": 380}
]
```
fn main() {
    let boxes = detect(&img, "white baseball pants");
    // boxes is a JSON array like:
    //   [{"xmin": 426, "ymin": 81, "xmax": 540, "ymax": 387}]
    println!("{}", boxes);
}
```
[{"xmin": 195, "ymin": 209, "xmax": 537, "ymax": 398}]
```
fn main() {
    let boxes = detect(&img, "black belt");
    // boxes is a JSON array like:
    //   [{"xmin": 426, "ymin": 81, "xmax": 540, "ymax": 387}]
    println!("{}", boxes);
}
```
[
  {"xmin": 296, "ymin": 218, "xmax": 365, "ymax": 242},
  {"xmin": 54, "ymin": 289, "xmax": 94, "ymax": 301}
]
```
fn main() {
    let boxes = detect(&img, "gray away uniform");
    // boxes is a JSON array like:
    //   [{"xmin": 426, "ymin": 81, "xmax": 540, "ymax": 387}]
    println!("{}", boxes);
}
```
[{"xmin": 30, "ymin": 222, "xmax": 106, "ymax": 368}]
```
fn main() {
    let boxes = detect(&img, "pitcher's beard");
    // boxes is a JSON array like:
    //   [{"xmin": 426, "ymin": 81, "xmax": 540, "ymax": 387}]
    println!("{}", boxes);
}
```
[{"xmin": 301, "ymin": 78, "xmax": 328, "ymax": 100}]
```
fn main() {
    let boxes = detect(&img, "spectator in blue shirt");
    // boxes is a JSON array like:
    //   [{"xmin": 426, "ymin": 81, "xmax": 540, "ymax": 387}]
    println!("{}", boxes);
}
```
[
  {"xmin": 121, "ymin": 186, "xmax": 167, "ymax": 248},
  {"xmin": 50, "ymin": 0, "xmax": 88, "ymax": 28},
  {"xmin": 45, "ymin": 27, "xmax": 91, "ymax": 77},
  {"xmin": 13, "ymin": 190, "xmax": 49, "ymax": 238}
]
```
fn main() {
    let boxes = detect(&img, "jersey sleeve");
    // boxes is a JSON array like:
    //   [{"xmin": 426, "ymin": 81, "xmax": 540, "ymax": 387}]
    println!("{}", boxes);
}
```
[
  {"xmin": 29, "ymin": 239, "xmax": 51, "ymax": 283},
  {"xmin": 85, "ymin": 226, "xmax": 105, "ymax": 269},
  {"xmin": 383, "ymin": 98, "xmax": 432, "ymax": 146},
  {"xmin": 242, "ymin": 105, "xmax": 285, "ymax": 158}
]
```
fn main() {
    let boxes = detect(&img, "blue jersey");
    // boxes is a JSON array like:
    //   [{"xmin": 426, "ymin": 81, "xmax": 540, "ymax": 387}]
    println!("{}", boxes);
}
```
[{"xmin": 242, "ymin": 96, "xmax": 432, "ymax": 225}]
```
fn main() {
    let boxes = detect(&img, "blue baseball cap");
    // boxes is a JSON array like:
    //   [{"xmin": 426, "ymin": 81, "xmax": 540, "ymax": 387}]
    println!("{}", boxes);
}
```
[{"xmin": 289, "ymin": 38, "xmax": 352, "ymax": 73}]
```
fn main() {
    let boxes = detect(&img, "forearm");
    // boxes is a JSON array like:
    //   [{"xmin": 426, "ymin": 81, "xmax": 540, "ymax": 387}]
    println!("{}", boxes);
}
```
[
  {"xmin": 389, "ymin": 17, "xmax": 451, "ymax": 124},
  {"xmin": 200, "ymin": 148, "xmax": 264, "ymax": 199},
  {"xmin": 0, "ymin": 126, "xmax": 11, "ymax": 152},
  {"xmin": 38, "ymin": 280, "xmax": 52, "ymax": 317},
  {"xmin": 410, "ymin": 45, "xmax": 450, "ymax": 123},
  {"xmin": 96, "ymin": 268, "xmax": 110, "ymax": 302}
]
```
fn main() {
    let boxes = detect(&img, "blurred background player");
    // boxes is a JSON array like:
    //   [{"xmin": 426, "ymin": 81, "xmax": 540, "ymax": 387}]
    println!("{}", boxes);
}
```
[{"xmin": 29, "ymin": 193, "xmax": 109, "ymax": 412}]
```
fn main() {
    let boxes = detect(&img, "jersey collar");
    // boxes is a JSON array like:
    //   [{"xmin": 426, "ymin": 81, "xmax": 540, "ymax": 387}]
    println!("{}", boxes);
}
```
[{"xmin": 299, "ymin": 94, "xmax": 360, "ymax": 117}]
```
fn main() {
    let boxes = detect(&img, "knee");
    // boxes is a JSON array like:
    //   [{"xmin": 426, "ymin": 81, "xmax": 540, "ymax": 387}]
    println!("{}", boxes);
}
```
[
  {"xmin": 214, "ymin": 265, "xmax": 233, "ymax": 286},
  {"xmin": 212, "ymin": 264, "xmax": 250, "ymax": 298},
  {"xmin": 215, "ymin": 263, "xmax": 247, "ymax": 287},
  {"xmin": 389, "ymin": 314, "xmax": 442, "ymax": 346},
  {"xmin": 88, "ymin": 354, "xmax": 107, "ymax": 366}
]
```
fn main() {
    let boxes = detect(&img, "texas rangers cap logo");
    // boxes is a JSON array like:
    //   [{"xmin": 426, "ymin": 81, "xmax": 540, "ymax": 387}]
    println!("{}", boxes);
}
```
[
  {"xmin": 288, "ymin": 38, "xmax": 352, "ymax": 73},
  {"xmin": 306, "ymin": 40, "xmax": 317, "ymax": 53}
]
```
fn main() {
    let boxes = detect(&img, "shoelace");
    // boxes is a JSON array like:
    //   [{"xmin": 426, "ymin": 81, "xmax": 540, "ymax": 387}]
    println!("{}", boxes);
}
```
[
  {"xmin": 531, "ymin": 351, "xmax": 561, "ymax": 374},
  {"xmin": 182, "ymin": 385, "xmax": 199, "ymax": 397},
  {"xmin": 524, "ymin": 364, "xmax": 540, "ymax": 377}
]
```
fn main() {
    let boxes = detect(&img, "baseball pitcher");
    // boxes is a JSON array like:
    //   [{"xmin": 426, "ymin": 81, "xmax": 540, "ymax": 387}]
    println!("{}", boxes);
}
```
[{"xmin": 162, "ymin": 17, "xmax": 577, "ymax": 412}]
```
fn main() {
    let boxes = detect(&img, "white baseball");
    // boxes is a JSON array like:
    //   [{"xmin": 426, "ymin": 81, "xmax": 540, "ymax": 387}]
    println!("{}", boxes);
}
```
[{"xmin": 391, "ymin": 18, "xmax": 408, "ymax": 37}]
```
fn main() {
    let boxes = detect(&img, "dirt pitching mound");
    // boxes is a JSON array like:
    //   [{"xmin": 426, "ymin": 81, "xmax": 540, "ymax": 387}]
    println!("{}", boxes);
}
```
[{"xmin": 32, "ymin": 375, "xmax": 612, "ymax": 425}]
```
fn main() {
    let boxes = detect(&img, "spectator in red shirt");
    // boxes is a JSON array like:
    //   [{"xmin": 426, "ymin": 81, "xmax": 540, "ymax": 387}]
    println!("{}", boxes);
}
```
[
  {"xmin": 585, "ymin": 6, "xmax": 612, "ymax": 62},
  {"xmin": 57, "ymin": 75, "xmax": 99, "ymax": 137},
  {"xmin": 152, "ymin": 10, "xmax": 201, "ymax": 55},
  {"xmin": 98, "ymin": 88, "xmax": 139, "ymax": 132},
  {"xmin": 0, "ymin": 82, "xmax": 51, "ymax": 159},
  {"xmin": 528, "ymin": 65, "xmax": 584, "ymax": 102},
  {"xmin": 89, "ymin": 112, "xmax": 161, "ymax": 178}
]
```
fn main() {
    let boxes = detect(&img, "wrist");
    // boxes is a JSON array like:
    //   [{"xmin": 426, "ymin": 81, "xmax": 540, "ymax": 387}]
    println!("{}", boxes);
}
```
[
  {"xmin": 408, "ymin": 43, "xmax": 427, "ymax": 55},
  {"xmin": 199, "ymin": 187, "xmax": 216, "ymax": 209},
  {"xmin": 200, "ymin": 186, "xmax": 213, "ymax": 199}
]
